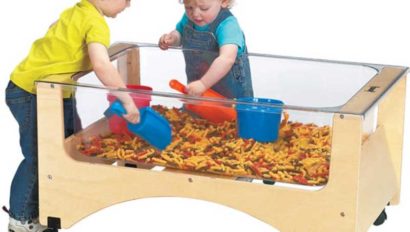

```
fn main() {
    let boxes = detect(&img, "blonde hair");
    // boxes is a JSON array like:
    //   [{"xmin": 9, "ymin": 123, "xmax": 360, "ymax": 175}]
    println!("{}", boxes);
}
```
[{"xmin": 180, "ymin": 0, "xmax": 235, "ymax": 8}]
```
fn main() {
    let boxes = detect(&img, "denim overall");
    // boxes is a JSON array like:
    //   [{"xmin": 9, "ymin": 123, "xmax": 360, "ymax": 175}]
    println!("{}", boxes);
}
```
[
  {"xmin": 181, "ymin": 9, "xmax": 254, "ymax": 99},
  {"xmin": 5, "ymin": 81, "xmax": 80, "ymax": 221}
]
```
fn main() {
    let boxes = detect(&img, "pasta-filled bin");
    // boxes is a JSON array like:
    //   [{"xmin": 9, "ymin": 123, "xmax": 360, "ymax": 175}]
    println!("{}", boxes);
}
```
[{"xmin": 36, "ymin": 42, "xmax": 408, "ymax": 231}]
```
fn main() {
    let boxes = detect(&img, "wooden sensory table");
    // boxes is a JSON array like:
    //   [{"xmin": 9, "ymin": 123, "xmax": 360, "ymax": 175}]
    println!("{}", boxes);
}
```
[{"xmin": 37, "ymin": 43, "xmax": 407, "ymax": 231}]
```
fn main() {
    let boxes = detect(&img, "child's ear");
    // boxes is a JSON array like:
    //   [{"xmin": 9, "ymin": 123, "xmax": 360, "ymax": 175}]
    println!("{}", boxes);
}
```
[{"xmin": 221, "ymin": 0, "xmax": 230, "ymax": 8}]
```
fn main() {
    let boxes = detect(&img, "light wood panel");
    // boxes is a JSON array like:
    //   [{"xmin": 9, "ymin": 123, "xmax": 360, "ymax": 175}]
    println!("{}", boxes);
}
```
[{"xmin": 36, "ymin": 67, "xmax": 406, "ymax": 231}]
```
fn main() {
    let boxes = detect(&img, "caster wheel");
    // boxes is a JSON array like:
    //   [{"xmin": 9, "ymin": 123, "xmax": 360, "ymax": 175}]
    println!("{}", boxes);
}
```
[
  {"xmin": 373, "ymin": 209, "xmax": 387, "ymax": 226},
  {"xmin": 263, "ymin": 180, "xmax": 275, "ymax": 185},
  {"xmin": 44, "ymin": 229, "xmax": 58, "ymax": 232}
]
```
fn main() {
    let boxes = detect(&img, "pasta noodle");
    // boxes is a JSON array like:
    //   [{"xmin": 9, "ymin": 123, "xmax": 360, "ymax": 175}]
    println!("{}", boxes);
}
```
[{"xmin": 77, "ymin": 106, "xmax": 331, "ymax": 186}]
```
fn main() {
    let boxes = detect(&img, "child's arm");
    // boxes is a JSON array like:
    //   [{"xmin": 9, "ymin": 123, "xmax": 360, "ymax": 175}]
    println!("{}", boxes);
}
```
[
  {"xmin": 158, "ymin": 30, "xmax": 181, "ymax": 50},
  {"xmin": 187, "ymin": 44, "xmax": 237, "ymax": 96},
  {"xmin": 88, "ymin": 42, "xmax": 140, "ymax": 123}
]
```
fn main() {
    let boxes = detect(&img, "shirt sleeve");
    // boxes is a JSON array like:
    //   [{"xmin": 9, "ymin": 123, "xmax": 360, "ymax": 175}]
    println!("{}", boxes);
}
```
[
  {"xmin": 176, "ymin": 13, "xmax": 189, "ymax": 35},
  {"xmin": 85, "ymin": 17, "xmax": 110, "ymax": 48},
  {"xmin": 215, "ymin": 16, "xmax": 245, "ymax": 54}
]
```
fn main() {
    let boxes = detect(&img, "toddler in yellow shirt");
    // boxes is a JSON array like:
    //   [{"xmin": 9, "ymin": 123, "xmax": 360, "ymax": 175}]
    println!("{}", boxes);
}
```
[{"xmin": 5, "ymin": 0, "xmax": 135, "ymax": 231}]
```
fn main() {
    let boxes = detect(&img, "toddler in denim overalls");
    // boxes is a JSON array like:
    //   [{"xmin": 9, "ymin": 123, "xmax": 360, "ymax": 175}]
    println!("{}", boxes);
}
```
[{"xmin": 159, "ymin": 0, "xmax": 253, "ymax": 99}]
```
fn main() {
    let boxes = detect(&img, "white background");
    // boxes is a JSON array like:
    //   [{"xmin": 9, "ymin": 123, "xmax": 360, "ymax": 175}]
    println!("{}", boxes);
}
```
[{"xmin": 1, "ymin": 0, "xmax": 409, "ymax": 231}]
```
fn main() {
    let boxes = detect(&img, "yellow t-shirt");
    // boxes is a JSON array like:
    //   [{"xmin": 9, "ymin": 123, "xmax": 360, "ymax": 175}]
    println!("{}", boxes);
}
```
[{"xmin": 10, "ymin": 0, "xmax": 110, "ymax": 94}]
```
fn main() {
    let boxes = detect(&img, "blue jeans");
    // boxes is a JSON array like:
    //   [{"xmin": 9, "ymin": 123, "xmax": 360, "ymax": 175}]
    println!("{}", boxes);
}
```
[{"xmin": 5, "ymin": 81, "xmax": 79, "ymax": 221}]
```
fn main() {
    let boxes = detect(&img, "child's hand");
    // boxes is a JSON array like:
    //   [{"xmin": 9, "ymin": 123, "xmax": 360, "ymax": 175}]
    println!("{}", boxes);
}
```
[
  {"xmin": 159, "ymin": 34, "xmax": 173, "ymax": 50},
  {"xmin": 158, "ymin": 30, "xmax": 181, "ymax": 50},
  {"xmin": 122, "ymin": 101, "xmax": 140, "ymax": 124},
  {"xmin": 187, "ymin": 80, "xmax": 207, "ymax": 96}
]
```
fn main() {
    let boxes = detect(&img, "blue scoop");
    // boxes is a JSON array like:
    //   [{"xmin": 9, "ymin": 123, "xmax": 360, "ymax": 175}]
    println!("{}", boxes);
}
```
[{"xmin": 104, "ymin": 100, "xmax": 172, "ymax": 150}]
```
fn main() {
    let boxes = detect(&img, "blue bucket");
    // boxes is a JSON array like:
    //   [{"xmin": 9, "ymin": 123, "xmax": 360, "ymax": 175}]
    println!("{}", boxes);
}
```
[
  {"xmin": 104, "ymin": 101, "xmax": 172, "ymax": 150},
  {"xmin": 236, "ymin": 98, "xmax": 284, "ymax": 143}
]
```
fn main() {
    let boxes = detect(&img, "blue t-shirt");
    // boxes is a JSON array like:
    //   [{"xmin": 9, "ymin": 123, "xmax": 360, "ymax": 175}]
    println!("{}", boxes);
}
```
[{"xmin": 176, "ymin": 13, "xmax": 245, "ymax": 55}]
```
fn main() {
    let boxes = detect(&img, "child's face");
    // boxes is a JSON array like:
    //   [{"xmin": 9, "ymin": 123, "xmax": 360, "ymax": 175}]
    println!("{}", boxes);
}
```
[
  {"xmin": 100, "ymin": 0, "xmax": 131, "ymax": 18},
  {"xmin": 183, "ymin": 0, "xmax": 228, "ymax": 26}
]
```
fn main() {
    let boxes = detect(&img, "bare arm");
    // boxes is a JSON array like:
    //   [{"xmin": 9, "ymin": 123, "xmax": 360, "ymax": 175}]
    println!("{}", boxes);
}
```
[
  {"xmin": 88, "ymin": 42, "xmax": 140, "ymax": 123},
  {"xmin": 187, "ymin": 44, "xmax": 237, "ymax": 96}
]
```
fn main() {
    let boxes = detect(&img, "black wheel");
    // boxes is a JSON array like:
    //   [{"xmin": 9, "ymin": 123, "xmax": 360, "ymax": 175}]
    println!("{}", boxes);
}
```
[
  {"xmin": 44, "ymin": 229, "xmax": 58, "ymax": 232},
  {"xmin": 262, "ymin": 179, "xmax": 275, "ymax": 185},
  {"xmin": 373, "ymin": 209, "xmax": 387, "ymax": 226}
]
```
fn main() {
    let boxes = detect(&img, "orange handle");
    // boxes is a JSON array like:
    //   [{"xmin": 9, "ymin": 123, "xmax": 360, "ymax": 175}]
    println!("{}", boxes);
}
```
[
  {"xmin": 202, "ymin": 88, "xmax": 225, "ymax": 99},
  {"xmin": 169, "ymin": 79, "xmax": 187, "ymax": 94},
  {"xmin": 169, "ymin": 79, "xmax": 226, "ymax": 99}
]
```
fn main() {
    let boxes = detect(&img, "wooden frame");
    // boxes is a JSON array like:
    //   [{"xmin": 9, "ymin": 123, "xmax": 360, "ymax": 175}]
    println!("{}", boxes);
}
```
[
  {"xmin": 117, "ymin": 47, "xmax": 141, "ymax": 85},
  {"xmin": 37, "ymin": 44, "xmax": 407, "ymax": 231}
]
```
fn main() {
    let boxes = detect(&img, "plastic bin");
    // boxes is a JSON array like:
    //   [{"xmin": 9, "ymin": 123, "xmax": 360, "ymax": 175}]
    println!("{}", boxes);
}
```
[
  {"xmin": 236, "ymin": 98, "xmax": 284, "ymax": 142},
  {"xmin": 107, "ymin": 85, "xmax": 152, "ymax": 135}
]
